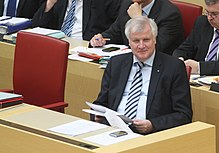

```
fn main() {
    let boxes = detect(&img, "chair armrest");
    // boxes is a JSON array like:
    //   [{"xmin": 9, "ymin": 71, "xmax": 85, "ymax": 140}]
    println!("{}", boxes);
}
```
[
  {"xmin": 42, "ymin": 102, "xmax": 68, "ymax": 113},
  {"xmin": 0, "ymin": 89, "xmax": 14, "ymax": 93}
]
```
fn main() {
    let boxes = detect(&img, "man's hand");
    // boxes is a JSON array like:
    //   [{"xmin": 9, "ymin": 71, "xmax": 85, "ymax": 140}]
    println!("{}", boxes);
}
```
[
  {"xmin": 90, "ymin": 33, "xmax": 106, "ymax": 47},
  {"xmin": 127, "ymin": 2, "xmax": 142, "ymax": 18},
  {"xmin": 184, "ymin": 59, "xmax": 199, "ymax": 74},
  {"xmin": 45, "ymin": 0, "xmax": 58, "ymax": 12},
  {"xmin": 95, "ymin": 115, "xmax": 105, "ymax": 123},
  {"xmin": 132, "ymin": 119, "xmax": 153, "ymax": 134}
]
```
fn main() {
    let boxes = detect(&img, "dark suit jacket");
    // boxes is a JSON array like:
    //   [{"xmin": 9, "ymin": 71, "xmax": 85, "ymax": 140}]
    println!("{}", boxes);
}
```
[
  {"xmin": 32, "ymin": 0, "xmax": 121, "ymax": 41},
  {"xmin": 93, "ymin": 52, "xmax": 192, "ymax": 134},
  {"xmin": 101, "ymin": 0, "xmax": 184, "ymax": 55},
  {"xmin": 173, "ymin": 15, "xmax": 219, "ymax": 76},
  {"xmin": 0, "ymin": 0, "xmax": 44, "ymax": 19}
]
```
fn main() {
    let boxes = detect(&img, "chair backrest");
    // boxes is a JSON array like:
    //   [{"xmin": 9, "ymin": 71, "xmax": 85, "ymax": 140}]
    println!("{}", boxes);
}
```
[
  {"xmin": 171, "ymin": 0, "xmax": 203, "ymax": 38},
  {"xmin": 13, "ymin": 31, "xmax": 69, "ymax": 109},
  {"xmin": 186, "ymin": 66, "xmax": 192, "ymax": 80}
]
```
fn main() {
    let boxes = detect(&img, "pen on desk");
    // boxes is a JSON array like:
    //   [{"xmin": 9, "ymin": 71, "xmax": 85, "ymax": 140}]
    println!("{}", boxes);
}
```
[
  {"xmin": 95, "ymin": 38, "xmax": 111, "ymax": 41},
  {"xmin": 192, "ymin": 75, "xmax": 206, "ymax": 80}
]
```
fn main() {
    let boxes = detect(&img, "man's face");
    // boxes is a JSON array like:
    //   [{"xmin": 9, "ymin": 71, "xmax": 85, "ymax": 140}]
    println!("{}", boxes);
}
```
[
  {"xmin": 128, "ymin": 24, "xmax": 156, "ymax": 62},
  {"xmin": 205, "ymin": 2, "xmax": 219, "ymax": 29}
]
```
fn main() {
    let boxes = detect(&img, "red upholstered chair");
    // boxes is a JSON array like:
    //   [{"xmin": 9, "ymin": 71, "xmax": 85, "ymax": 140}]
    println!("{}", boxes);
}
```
[
  {"xmin": 171, "ymin": 0, "xmax": 203, "ymax": 38},
  {"xmin": 12, "ymin": 31, "xmax": 69, "ymax": 112},
  {"xmin": 186, "ymin": 66, "xmax": 192, "ymax": 80}
]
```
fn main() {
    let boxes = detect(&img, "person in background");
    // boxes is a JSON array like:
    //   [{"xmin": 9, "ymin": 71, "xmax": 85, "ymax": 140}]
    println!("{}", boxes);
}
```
[
  {"xmin": 32, "ymin": 0, "xmax": 121, "ymax": 41},
  {"xmin": 173, "ymin": 0, "xmax": 219, "ymax": 75},
  {"xmin": 92, "ymin": 16, "xmax": 192, "ymax": 135},
  {"xmin": 0, "ymin": 0, "xmax": 45, "ymax": 19},
  {"xmin": 90, "ymin": 0, "xmax": 184, "ymax": 55}
]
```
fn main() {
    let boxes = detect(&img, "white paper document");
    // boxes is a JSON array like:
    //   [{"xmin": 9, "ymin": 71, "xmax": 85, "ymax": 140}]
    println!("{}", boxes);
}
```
[
  {"xmin": 105, "ymin": 111, "xmax": 133, "ymax": 133},
  {"xmin": 48, "ymin": 120, "xmax": 108, "ymax": 136},
  {"xmin": 83, "ymin": 102, "xmax": 133, "ymax": 132},
  {"xmin": 83, "ymin": 102, "xmax": 120, "ymax": 117},
  {"xmin": 69, "ymin": 44, "xmax": 131, "ymax": 57},
  {"xmin": 83, "ymin": 129, "xmax": 141, "ymax": 146},
  {"xmin": 0, "ymin": 92, "xmax": 22, "ymax": 101},
  {"xmin": 0, "ymin": 17, "xmax": 30, "ymax": 25},
  {"xmin": 21, "ymin": 27, "xmax": 62, "ymax": 35}
]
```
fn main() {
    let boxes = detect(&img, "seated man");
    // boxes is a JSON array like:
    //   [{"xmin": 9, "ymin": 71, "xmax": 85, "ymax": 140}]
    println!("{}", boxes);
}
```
[
  {"xmin": 93, "ymin": 16, "xmax": 192, "ymax": 134},
  {"xmin": 32, "ymin": 0, "xmax": 121, "ymax": 41},
  {"xmin": 0, "ymin": 0, "xmax": 45, "ymax": 19},
  {"xmin": 173, "ymin": 0, "xmax": 219, "ymax": 75},
  {"xmin": 90, "ymin": 0, "xmax": 184, "ymax": 55}
]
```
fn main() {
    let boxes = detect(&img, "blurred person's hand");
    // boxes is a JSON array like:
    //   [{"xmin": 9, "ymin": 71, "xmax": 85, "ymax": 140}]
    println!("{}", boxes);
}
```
[
  {"xmin": 90, "ymin": 34, "xmax": 106, "ymax": 47},
  {"xmin": 45, "ymin": 0, "xmax": 58, "ymax": 12},
  {"xmin": 132, "ymin": 119, "xmax": 153, "ymax": 134},
  {"xmin": 127, "ymin": 2, "xmax": 142, "ymax": 18}
]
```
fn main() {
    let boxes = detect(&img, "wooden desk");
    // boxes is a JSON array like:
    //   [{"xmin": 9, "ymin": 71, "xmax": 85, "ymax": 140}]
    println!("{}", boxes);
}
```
[
  {"xmin": 0, "ymin": 104, "xmax": 216, "ymax": 153},
  {"xmin": 1, "ymin": 40, "xmax": 219, "ymax": 152}
]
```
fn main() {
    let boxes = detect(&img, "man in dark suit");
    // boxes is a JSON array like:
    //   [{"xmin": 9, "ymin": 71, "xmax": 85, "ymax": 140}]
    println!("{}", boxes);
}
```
[
  {"xmin": 90, "ymin": 0, "xmax": 184, "ymax": 55},
  {"xmin": 173, "ymin": 0, "xmax": 219, "ymax": 75},
  {"xmin": 0, "ymin": 0, "xmax": 45, "ymax": 19},
  {"xmin": 32, "ymin": 0, "xmax": 121, "ymax": 41},
  {"xmin": 93, "ymin": 16, "xmax": 192, "ymax": 134}
]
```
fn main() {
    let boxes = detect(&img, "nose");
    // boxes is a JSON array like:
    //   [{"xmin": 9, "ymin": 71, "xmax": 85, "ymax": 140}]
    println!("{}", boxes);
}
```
[
  {"xmin": 207, "ymin": 14, "xmax": 214, "ymax": 20},
  {"xmin": 138, "ymin": 40, "xmax": 146, "ymax": 49}
]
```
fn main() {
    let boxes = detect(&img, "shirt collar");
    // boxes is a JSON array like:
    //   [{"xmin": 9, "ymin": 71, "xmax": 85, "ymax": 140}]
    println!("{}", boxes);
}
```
[
  {"xmin": 142, "ymin": 0, "xmax": 155, "ymax": 16},
  {"xmin": 133, "ymin": 50, "xmax": 155, "ymax": 67}
]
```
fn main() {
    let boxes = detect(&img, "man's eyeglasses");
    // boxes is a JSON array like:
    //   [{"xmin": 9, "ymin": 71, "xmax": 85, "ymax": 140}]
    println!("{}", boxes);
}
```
[{"xmin": 204, "ymin": 9, "xmax": 219, "ymax": 18}]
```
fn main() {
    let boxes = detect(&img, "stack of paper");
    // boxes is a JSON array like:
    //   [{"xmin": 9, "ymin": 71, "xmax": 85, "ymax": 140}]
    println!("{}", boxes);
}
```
[
  {"xmin": 68, "ymin": 44, "xmax": 131, "ymax": 68},
  {"xmin": 0, "ymin": 92, "xmax": 23, "ymax": 109},
  {"xmin": 11, "ymin": 27, "xmax": 65, "ymax": 39},
  {"xmin": 48, "ymin": 119, "xmax": 108, "ymax": 136},
  {"xmin": 0, "ymin": 17, "xmax": 32, "ymax": 34}
]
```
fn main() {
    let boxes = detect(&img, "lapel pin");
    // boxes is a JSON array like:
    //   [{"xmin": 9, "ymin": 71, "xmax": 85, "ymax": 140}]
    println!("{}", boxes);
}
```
[{"xmin": 157, "ymin": 69, "xmax": 160, "ymax": 73}]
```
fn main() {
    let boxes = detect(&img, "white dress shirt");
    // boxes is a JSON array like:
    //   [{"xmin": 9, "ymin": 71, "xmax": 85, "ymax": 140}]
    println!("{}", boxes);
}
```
[{"xmin": 117, "ymin": 51, "xmax": 155, "ymax": 119}]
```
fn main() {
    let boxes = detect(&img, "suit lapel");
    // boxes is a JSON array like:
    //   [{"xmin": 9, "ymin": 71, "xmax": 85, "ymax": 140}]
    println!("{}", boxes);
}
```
[
  {"xmin": 146, "ymin": 52, "xmax": 162, "ymax": 114},
  {"xmin": 200, "ymin": 25, "xmax": 214, "ymax": 60},
  {"xmin": 82, "ymin": 0, "xmax": 91, "ymax": 33},
  {"xmin": 148, "ymin": 0, "xmax": 160, "ymax": 20},
  {"xmin": 112, "ymin": 54, "xmax": 133, "ymax": 110},
  {"xmin": 16, "ymin": 0, "xmax": 25, "ymax": 16}
]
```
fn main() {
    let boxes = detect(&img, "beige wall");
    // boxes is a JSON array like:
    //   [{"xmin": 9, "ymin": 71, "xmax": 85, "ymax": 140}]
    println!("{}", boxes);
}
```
[{"xmin": 178, "ymin": 0, "xmax": 205, "ymax": 8}]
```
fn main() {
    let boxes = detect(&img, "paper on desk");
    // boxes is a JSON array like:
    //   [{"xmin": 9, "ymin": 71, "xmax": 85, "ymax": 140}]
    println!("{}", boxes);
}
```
[
  {"xmin": 11, "ymin": 27, "xmax": 64, "ymax": 38},
  {"xmin": 83, "ymin": 129, "xmax": 141, "ymax": 146},
  {"xmin": 0, "ymin": 17, "xmax": 30, "ymax": 25},
  {"xmin": 83, "ymin": 102, "xmax": 132, "ymax": 132},
  {"xmin": 83, "ymin": 102, "xmax": 120, "ymax": 116},
  {"xmin": 0, "ymin": 16, "xmax": 11, "ymax": 21},
  {"xmin": 105, "ymin": 111, "xmax": 133, "ymax": 133},
  {"xmin": 48, "ymin": 119, "xmax": 108, "ymax": 136},
  {"xmin": 69, "ymin": 44, "xmax": 131, "ymax": 57}
]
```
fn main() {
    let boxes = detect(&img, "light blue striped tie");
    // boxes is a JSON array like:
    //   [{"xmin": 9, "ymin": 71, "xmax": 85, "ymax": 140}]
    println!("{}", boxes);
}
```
[
  {"xmin": 61, "ymin": 0, "xmax": 76, "ymax": 37},
  {"xmin": 124, "ymin": 62, "xmax": 144, "ymax": 119},
  {"xmin": 206, "ymin": 29, "xmax": 219, "ymax": 61}
]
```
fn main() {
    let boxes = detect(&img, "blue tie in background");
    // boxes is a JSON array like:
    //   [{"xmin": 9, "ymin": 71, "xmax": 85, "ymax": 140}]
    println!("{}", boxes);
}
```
[
  {"xmin": 206, "ymin": 29, "xmax": 219, "ymax": 61},
  {"xmin": 61, "ymin": 0, "xmax": 76, "ymax": 37},
  {"xmin": 124, "ymin": 62, "xmax": 144, "ymax": 119},
  {"xmin": 6, "ymin": 0, "xmax": 17, "ymax": 17}
]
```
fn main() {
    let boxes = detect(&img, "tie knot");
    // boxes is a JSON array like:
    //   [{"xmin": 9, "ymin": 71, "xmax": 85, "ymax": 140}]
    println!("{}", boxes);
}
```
[
  {"xmin": 142, "ymin": 10, "xmax": 147, "ymax": 16},
  {"xmin": 135, "ymin": 62, "xmax": 144, "ymax": 69}
]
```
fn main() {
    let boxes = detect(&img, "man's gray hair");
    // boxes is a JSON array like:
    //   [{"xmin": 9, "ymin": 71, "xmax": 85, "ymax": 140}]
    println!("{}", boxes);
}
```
[
  {"xmin": 205, "ymin": 0, "xmax": 219, "ymax": 5},
  {"xmin": 125, "ymin": 16, "xmax": 158, "ymax": 40}
]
